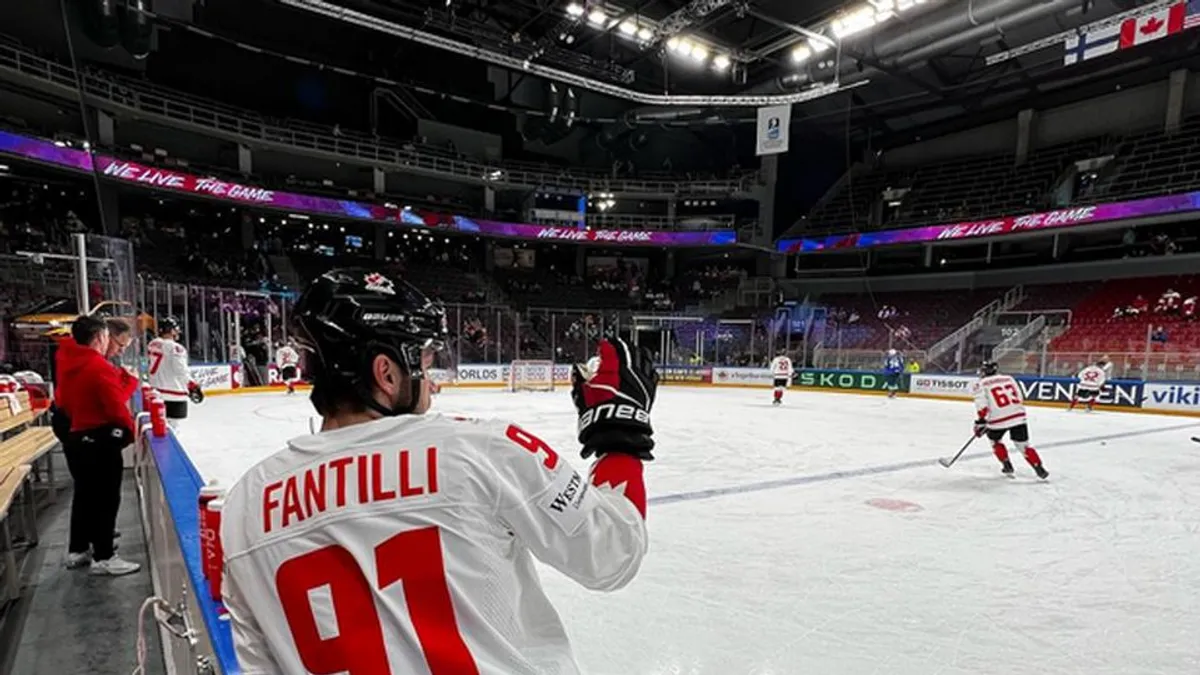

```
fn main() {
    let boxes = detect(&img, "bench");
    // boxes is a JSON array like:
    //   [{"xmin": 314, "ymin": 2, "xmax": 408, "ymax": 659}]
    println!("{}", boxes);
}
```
[
  {"xmin": 0, "ymin": 465, "xmax": 32, "ymax": 604},
  {"xmin": 0, "ymin": 428, "xmax": 60, "ymax": 506}
]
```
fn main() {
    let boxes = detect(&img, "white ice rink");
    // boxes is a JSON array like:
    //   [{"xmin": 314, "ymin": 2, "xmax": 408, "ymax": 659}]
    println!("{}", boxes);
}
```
[{"xmin": 179, "ymin": 387, "xmax": 1200, "ymax": 675}]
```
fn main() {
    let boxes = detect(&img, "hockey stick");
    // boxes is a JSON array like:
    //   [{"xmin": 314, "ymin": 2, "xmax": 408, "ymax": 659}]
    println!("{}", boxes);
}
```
[
  {"xmin": 938, "ymin": 435, "xmax": 978, "ymax": 468},
  {"xmin": 1193, "ymin": 437, "xmax": 1200, "ymax": 444}
]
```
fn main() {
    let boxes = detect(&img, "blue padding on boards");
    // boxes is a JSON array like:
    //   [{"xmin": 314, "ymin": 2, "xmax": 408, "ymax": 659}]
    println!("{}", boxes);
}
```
[{"xmin": 148, "ymin": 430, "xmax": 240, "ymax": 674}]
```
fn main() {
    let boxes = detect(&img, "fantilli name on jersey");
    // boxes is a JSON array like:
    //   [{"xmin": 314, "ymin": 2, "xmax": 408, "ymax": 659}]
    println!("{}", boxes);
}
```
[
  {"xmin": 1076, "ymin": 365, "xmax": 1108, "ymax": 391},
  {"xmin": 972, "ymin": 374, "xmax": 1026, "ymax": 429},
  {"xmin": 220, "ymin": 414, "xmax": 648, "ymax": 675},
  {"xmin": 770, "ymin": 356, "xmax": 793, "ymax": 378},
  {"xmin": 148, "ymin": 337, "xmax": 191, "ymax": 401}
]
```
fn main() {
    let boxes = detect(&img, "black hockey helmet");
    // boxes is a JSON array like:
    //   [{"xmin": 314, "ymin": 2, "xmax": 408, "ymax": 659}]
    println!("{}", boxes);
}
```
[
  {"xmin": 292, "ymin": 268, "xmax": 448, "ymax": 417},
  {"xmin": 979, "ymin": 361, "xmax": 1000, "ymax": 377},
  {"xmin": 157, "ymin": 316, "xmax": 180, "ymax": 336}
]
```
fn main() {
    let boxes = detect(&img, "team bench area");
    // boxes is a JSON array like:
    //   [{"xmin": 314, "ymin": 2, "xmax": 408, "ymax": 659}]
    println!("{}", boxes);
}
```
[{"xmin": 0, "ymin": 390, "xmax": 60, "ymax": 609}]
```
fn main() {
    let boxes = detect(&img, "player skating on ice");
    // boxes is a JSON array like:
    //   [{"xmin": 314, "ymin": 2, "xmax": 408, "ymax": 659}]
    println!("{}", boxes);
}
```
[
  {"xmin": 883, "ymin": 348, "xmax": 904, "ymax": 399},
  {"xmin": 219, "ymin": 268, "xmax": 656, "ymax": 674},
  {"xmin": 1069, "ymin": 358, "xmax": 1109, "ymax": 412},
  {"xmin": 275, "ymin": 339, "xmax": 301, "ymax": 394},
  {"xmin": 971, "ymin": 361, "xmax": 1048, "ymax": 479},
  {"xmin": 148, "ymin": 317, "xmax": 201, "ymax": 428},
  {"xmin": 769, "ymin": 351, "xmax": 793, "ymax": 406}
]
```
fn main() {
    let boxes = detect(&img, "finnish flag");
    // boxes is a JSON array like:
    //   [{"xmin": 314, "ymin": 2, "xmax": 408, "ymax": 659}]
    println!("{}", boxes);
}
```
[{"xmin": 1063, "ymin": 24, "xmax": 1120, "ymax": 65}]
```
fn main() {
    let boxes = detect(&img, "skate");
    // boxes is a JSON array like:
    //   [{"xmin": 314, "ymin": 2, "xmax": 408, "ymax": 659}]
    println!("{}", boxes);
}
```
[
  {"xmin": 772, "ymin": 398, "xmax": 781, "ymax": 407},
  {"xmin": 1032, "ymin": 464, "xmax": 1049, "ymax": 480},
  {"xmin": 888, "ymin": 390, "xmax": 897, "ymax": 399},
  {"xmin": 1001, "ymin": 460, "xmax": 1014, "ymax": 477}
]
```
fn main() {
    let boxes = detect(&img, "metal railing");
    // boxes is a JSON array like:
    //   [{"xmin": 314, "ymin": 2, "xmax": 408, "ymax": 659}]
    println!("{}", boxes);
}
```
[
  {"xmin": 813, "ymin": 347, "xmax": 928, "ymax": 372},
  {"xmin": 529, "ymin": 212, "xmax": 737, "ymax": 231},
  {"xmin": 0, "ymin": 42, "xmax": 758, "ymax": 196},
  {"xmin": 1002, "ymin": 349, "xmax": 1200, "ymax": 381},
  {"xmin": 925, "ymin": 286, "xmax": 1025, "ymax": 365},
  {"xmin": 991, "ymin": 315, "xmax": 1046, "ymax": 362}
]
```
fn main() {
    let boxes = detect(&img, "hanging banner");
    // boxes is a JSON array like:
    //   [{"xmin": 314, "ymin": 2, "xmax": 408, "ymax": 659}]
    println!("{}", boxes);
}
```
[{"xmin": 755, "ymin": 104, "xmax": 791, "ymax": 156}]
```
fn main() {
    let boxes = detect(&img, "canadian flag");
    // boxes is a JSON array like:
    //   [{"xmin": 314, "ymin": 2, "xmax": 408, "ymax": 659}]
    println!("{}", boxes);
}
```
[{"xmin": 1119, "ymin": 3, "xmax": 1186, "ymax": 47}]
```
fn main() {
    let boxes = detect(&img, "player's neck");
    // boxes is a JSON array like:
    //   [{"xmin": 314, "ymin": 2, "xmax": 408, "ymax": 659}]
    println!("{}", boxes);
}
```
[{"xmin": 320, "ymin": 409, "xmax": 382, "ymax": 432}]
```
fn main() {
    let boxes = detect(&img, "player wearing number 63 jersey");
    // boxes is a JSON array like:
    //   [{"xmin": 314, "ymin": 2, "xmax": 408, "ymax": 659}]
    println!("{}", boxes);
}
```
[
  {"xmin": 220, "ymin": 269, "xmax": 655, "ymax": 675},
  {"xmin": 971, "ymin": 361, "xmax": 1048, "ymax": 479}
]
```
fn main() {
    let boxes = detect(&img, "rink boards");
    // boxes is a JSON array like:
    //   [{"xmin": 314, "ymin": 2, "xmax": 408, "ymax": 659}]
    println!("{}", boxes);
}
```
[{"xmin": 140, "ymin": 366, "xmax": 1200, "ymax": 675}]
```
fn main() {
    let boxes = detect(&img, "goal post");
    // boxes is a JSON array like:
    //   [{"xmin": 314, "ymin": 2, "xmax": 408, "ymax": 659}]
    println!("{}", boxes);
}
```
[{"xmin": 509, "ymin": 360, "xmax": 555, "ymax": 392}]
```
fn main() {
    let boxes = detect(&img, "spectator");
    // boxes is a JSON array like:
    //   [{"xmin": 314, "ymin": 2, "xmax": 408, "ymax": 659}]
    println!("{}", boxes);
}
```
[
  {"xmin": 1130, "ymin": 295, "xmax": 1149, "ymax": 316},
  {"xmin": 105, "ymin": 318, "xmax": 134, "ymax": 361},
  {"xmin": 1151, "ymin": 325, "xmax": 1169, "ymax": 345},
  {"xmin": 54, "ymin": 316, "xmax": 141, "ymax": 576},
  {"xmin": 1156, "ymin": 288, "xmax": 1182, "ymax": 314},
  {"xmin": 1183, "ymin": 295, "xmax": 1197, "ymax": 321}
]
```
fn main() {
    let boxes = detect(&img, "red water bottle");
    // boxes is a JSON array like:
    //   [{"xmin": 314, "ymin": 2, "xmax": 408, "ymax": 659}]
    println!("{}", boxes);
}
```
[
  {"xmin": 206, "ymin": 499, "xmax": 225, "ymax": 602},
  {"xmin": 198, "ymin": 482, "xmax": 224, "ymax": 582},
  {"xmin": 150, "ymin": 398, "xmax": 167, "ymax": 437}
]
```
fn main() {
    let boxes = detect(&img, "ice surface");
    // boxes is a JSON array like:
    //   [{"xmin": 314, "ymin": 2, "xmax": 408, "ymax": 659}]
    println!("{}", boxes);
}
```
[{"xmin": 180, "ymin": 387, "xmax": 1200, "ymax": 675}]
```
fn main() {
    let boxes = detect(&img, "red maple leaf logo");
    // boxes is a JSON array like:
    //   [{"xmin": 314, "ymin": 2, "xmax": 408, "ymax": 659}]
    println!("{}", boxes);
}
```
[
  {"xmin": 1084, "ymin": 372, "xmax": 1099, "ymax": 382},
  {"xmin": 1140, "ymin": 15, "xmax": 1164, "ymax": 35}
]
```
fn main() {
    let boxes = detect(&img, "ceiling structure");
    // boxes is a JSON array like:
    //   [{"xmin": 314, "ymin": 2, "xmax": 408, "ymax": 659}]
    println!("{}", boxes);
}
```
[{"xmin": 293, "ymin": 0, "xmax": 1200, "ymax": 143}]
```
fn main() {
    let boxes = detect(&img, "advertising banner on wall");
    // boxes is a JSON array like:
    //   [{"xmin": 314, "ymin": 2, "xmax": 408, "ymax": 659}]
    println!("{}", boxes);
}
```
[
  {"xmin": 1014, "ymin": 376, "xmax": 1143, "ymax": 408},
  {"xmin": 659, "ymin": 366, "xmax": 714, "ymax": 384},
  {"xmin": 909, "ymin": 374, "xmax": 976, "ymax": 399},
  {"xmin": 795, "ymin": 369, "xmax": 897, "ymax": 392},
  {"xmin": 0, "ymin": 130, "xmax": 736, "ymax": 248},
  {"xmin": 711, "ymin": 367, "xmax": 774, "ymax": 386},
  {"xmin": 1140, "ymin": 382, "xmax": 1200, "ymax": 413},
  {"xmin": 190, "ymin": 364, "xmax": 234, "ymax": 391}
]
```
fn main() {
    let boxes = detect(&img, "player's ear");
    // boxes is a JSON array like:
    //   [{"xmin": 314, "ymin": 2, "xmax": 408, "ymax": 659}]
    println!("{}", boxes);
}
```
[{"xmin": 371, "ymin": 353, "xmax": 400, "ymax": 398}]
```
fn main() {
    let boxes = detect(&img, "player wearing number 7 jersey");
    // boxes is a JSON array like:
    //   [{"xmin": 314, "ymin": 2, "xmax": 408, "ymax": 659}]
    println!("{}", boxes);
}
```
[
  {"xmin": 219, "ymin": 268, "xmax": 655, "ymax": 675},
  {"xmin": 971, "ymin": 361, "xmax": 1048, "ymax": 479}
]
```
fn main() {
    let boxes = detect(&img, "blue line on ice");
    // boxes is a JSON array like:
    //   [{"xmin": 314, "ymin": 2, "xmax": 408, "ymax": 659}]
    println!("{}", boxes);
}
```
[{"xmin": 648, "ymin": 421, "xmax": 1200, "ymax": 507}]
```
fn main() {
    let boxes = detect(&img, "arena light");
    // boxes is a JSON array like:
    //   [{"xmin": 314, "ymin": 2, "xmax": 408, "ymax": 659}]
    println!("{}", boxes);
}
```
[
  {"xmin": 712, "ymin": 54, "xmax": 731, "ymax": 71},
  {"xmin": 619, "ymin": 20, "xmax": 637, "ymax": 36},
  {"xmin": 637, "ymin": 26, "xmax": 653, "ymax": 41},
  {"xmin": 566, "ymin": 2, "xmax": 585, "ymax": 17},
  {"xmin": 790, "ymin": 44, "xmax": 812, "ymax": 64},
  {"xmin": 587, "ymin": 9, "xmax": 608, "ymax": 26},
  {"xmin": 830, "ymin": 5, "xmax": 878, "ymax": 39},
  {"xmin": 689, "ymin": 43, "xmax": 708, "ymax": 61}
]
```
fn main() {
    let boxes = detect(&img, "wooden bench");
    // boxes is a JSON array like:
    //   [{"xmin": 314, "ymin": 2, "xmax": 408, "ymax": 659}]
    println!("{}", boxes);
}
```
[
  {"xmin": 0, "ymin": 465, "xmax": 32, "ymax": 604},
  {"xmin": 0, "ymin": 428, "xmax": 60, "ymax": 506}
]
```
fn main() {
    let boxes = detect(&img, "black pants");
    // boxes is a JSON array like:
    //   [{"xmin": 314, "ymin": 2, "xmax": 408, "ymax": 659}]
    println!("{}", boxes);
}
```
[{"xmin": 63, "ymin": 427, "xmax": 130, "ymax": 561}]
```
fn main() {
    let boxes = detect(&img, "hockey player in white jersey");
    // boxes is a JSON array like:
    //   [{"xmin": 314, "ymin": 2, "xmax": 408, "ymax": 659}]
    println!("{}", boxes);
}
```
[
  {"xmin": 220, "ymin": 268, "xmax": 656, "ymax": 675},
  {"xmin": 147, "ymin": 317, "xmax": 201, "ymax": 426},
  {"xmin": 972, "ymin": 361, "xmax": 1048, "ymax": 479},
  {"xmin": 275, "ymin": 339, "xmax": 301, "ymax": 394},
  {"xmin": 1069, "ymin": 358, "xmax": 1109, "ymax": 412},
  {"xmin": 769, "ymin": 351, "xmax": 793, "ymax": 406}
]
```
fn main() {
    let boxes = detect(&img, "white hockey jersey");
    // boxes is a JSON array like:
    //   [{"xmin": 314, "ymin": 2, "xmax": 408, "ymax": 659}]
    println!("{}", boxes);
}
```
[
  {"xmin": 275, "ymin": 346, "xmax": 300, "ymax": 368},
  {"xmin": 1076, "ymin": 365, "xmax": 1108, "ymax": 392},
  {"xmin": 148, "ymin": 337, "xmax": 192, "ymax": 402},
  {"xmin": 972, "ymin": 373, "xmax": 1027, "ymax": 430},
  {"xmin": 770, "ymin": 356, "xmax": 793, "ymax": 379},
  {"xmin": 220, "ymin": 413, "xmax": 648, "ymax": 675}
]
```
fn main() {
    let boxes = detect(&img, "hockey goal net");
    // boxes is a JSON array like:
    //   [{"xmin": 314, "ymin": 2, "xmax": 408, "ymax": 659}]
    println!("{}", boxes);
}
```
[{"xmin": 509, "ymin": 360, "xmax": 555, "ymax": 392}]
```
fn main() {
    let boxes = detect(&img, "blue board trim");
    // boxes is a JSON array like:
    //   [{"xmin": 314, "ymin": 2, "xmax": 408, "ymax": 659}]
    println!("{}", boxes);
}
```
[{"xmin": 147, "ymin": 429, "xmax": 240, "ymax": 675}]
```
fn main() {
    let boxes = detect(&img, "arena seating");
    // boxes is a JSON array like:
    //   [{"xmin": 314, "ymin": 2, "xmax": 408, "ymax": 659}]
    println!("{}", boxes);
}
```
[
  {"xmin": 1049, "ymin": 277, "xmax": 1200, "ymax": 353},
  {"xmin": 1082, "ymin": 116, "xmax": 1200, "ymax": 204},
  {"xmin": 804, "ymin": 137, "xmax": 1104, "ymax": 234},
  {"xmin": 816, "ymin": 289, "xmax": 1005, "ymax": 351}
]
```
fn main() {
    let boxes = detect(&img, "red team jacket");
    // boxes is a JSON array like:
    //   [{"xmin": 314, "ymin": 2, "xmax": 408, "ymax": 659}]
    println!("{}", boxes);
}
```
[{"xmin": 54, "ymin": 339, "xmax": 139, "ymax": 436}]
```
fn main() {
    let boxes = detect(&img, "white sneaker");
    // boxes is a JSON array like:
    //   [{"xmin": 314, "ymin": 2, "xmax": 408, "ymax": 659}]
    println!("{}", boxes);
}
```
[
  {"xmin": 65, "ymin": 552, "xmax": 92, "ymax": 569},
  {"xmin": 90, "ymin": 555, "xmax": 141, "ymax": 576}
]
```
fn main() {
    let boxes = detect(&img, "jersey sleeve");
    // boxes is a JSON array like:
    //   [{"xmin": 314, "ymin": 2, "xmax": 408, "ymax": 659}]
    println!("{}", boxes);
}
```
[
  {"xmin": 971, "ymin": 381, "xmax": 989, "ymax": 417},
  {"xmin": 480, "ymin": 421, "xmax": 648, "ymax": 592},
  {"xmin": 223, "ymin": 564, "xmax": 283, "ymax": 675}
]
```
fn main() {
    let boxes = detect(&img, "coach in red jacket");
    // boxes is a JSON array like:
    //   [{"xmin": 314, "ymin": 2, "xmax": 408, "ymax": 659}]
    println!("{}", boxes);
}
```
[{"xmin": 55, "ymin": 315, "xmax": 141, "ymax": 576}]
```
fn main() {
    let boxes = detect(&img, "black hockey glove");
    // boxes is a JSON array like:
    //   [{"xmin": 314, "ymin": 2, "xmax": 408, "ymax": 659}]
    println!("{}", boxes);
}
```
[
  {"xmin": 973, "ymin": 416, "xmax": 988, "ymax": 438},
  {"xmin": 188, "ymin": 381, "xmax": 205, "ymax": 404},
  {"xmin": 572, "ymin": 337, "xmax": 658, "ymax": 461}
]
